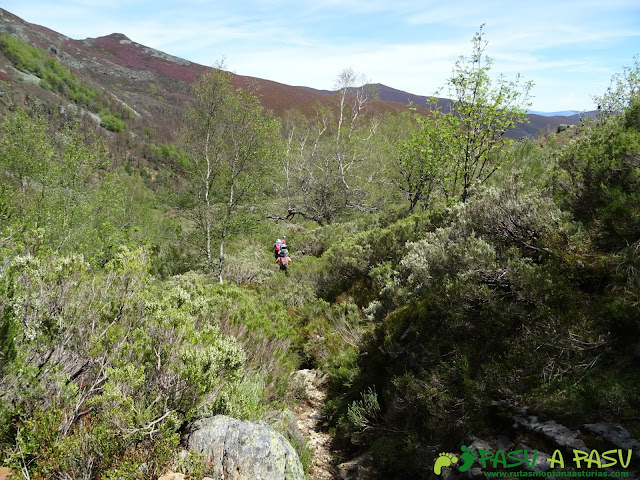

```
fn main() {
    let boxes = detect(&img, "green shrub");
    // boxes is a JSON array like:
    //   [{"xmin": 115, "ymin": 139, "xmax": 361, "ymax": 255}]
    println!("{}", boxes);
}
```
[
  {"xmin": 100, "ymin": 110, "xmax": 126, "ymax": 132},
  {"xmin": 311, "ymin": 176, "xmax": 633, "ymax": 478},
  {"xmin": 346, "ymin": 387, "xmax": 384, "ymax": 434},
  {"xmin": 0, "ymin": 32, "xmax": 44, "ymax": 74},
  {"xmin": 0, "ymin": 33, "xmax": 103, "ymax": 112},
  {"xmin": 0, "ymin": 248, "xmax": 248, "ymax": 477},
  {"xmin": 314, "ymin": 210, "xmax": 438, "ymax": 301},
  {"xmin": 555, "ymin": 97, "xmax": 640, "ymax": 251}
]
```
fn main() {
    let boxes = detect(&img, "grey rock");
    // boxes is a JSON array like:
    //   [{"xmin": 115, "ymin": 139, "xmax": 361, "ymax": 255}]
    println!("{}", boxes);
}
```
[
  {"xmin": 512, "ymin": 412, "xmax": 589, "ymax": 453},
  {"xmin": 464, "ymin": 466, "xmax": 484, "ymax": 479},
  {"xmin": 583, "ymin": 423, "xmax": 640, "ymax": 459},
  {"xmin": 292, "ymin": 368, "xmax": 328, "ymax": 389},
  {"xmin": 514, "ymin": 443, "xmax": 554, "ymax": 474},
  {"xmin": 465, "ymin": 437, "xmax": 493, "ymax": 455},
  {"xmin": 495, "ymin": 435, "xmax": 512, "ymax": 452},
  {"xmin": 338, "ymin": 453, "xmax": 378, "ymax": 480},
  {"xmin": 188, "ymin": 415, "xmax": 305, "ymax": 480},
  {"xmin": 143, "ymin": 46, "xmax": 191, "ymax": 65},
  {"xmin": 263, "ymin": 408, "xmax": 305, "ymax": 449},
  {"xmin": 441, "ymin": 466, "xmax": 465, "ymax": 480}
]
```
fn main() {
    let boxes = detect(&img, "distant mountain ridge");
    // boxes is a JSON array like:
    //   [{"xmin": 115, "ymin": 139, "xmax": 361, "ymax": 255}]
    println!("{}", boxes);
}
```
[
  {"xmin": 529, "ymin": 109, "xmax": 578, "ymax": 117},
  {"xmin": 305, "ymin": 83, "xmax": 595, "ymax": 137},
  {"xmin": 0, "ymin": 7, "xmax": 590, "ymax": 139}
]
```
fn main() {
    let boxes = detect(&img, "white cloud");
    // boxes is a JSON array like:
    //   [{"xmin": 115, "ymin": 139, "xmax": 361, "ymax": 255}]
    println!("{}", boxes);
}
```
[{"xmin": 2, "ymin": 0, "xmax": 637, "ymax": 112}]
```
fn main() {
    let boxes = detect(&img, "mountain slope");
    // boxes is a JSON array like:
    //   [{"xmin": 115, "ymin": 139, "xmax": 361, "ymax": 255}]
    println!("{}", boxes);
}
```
[
  {"xmin": 306, "ymin": 83, "xmax": 591, "ymax": 137},
  {"xmin": 0, "ymin": 8, "xmax": 412, "ymax": 134},
  {"xmin": 0, "ymin": 7, "xmax": 589, "ymax": 140}
]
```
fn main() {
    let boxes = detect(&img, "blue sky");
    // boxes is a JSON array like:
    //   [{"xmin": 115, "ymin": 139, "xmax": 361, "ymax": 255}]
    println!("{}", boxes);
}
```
[{"xmin": 2, "ymin": 1, "xmax": 639, "ymax": 111}]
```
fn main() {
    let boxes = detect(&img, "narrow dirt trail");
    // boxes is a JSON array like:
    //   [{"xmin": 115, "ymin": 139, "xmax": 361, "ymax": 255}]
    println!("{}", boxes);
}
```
[{"xmin": 293, "ymin": 369, "xmax": 343, "ymax": 480}]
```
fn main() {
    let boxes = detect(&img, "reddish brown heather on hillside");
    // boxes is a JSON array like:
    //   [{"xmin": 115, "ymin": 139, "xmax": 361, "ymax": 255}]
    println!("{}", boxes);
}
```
[
  {"xmin": 61, "ymin": 30, "xmax": 344, "ymax": 117},
  {"xmin": 0, "ymin": 7, "xmax": 585, "ymax": 137},
  {"xmin": 84, "ymin": 33, "xmax": 209, "ymax": 83}
]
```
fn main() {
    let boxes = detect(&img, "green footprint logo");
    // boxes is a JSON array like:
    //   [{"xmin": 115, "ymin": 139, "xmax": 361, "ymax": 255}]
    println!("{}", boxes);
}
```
[
  {"xmin": 433, "ymin": 445, "xmax": 477, "ymax": 475},
  {"xmin": 433, "ymin": 452, "xmax": 458, "ymax": 475},
  {"xmin": 458, "ymin": 445, "xmax": 476, "ymax": 473}
]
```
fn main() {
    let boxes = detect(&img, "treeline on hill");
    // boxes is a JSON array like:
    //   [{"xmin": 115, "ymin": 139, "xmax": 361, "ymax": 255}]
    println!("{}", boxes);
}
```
[{"xmin": 0, "ymin": 25, "xmax": 639, "ymax": 479}]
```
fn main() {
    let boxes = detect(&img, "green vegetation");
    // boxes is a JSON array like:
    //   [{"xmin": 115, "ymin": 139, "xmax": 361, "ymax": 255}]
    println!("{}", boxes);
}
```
[
  {"xmin": 0, "ymin": 32, "xmax": 46, "ymax": 75},
  {"xmin": 279, "ymin": 69, "xmax": 381, "ymax": 225},
  {"xmin": 0, "ymin": 33, "xmax": 99, "ymax": 106},
  {"xmin": 99, "ymin": 109, "xmax": 125, "ymax": 132},
  {"xmin": 0, "ymin": 33, "xmax": 131, "ymax": 131},
  {"xmin": 0, "ymin": 27, "xmax": 639, "ymax": 480},
  {"xmin": 180, "ymin": 64, "xmax": 281, "ymax": 281}
]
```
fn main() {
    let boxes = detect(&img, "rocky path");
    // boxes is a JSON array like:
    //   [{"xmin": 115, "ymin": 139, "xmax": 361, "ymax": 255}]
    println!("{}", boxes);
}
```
[{"xmin": 293, "ymin": 369, "xmax": 342, "ymax": 480}]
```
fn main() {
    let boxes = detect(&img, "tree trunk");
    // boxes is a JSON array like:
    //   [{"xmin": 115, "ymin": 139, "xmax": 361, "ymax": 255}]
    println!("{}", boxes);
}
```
[
  {"xmin": 204, "ymin": 129, "xmax": 214, "ymax": 275},
  {"xmin": 206, "ymin": 206, "xmax": 213, "ymax": 275},
  {"xmin": 217, "ymin": 226, "xmax": 226, "ymax": 285},
  {"xmin": 217, "ymin": 181, "xmax": 234, "ymax": 285}
]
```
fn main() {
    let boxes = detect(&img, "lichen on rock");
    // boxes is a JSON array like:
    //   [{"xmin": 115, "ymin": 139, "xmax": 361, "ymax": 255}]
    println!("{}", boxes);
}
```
[{"xmin": 189, "ymin": 415, "xmax": 305, "ymax": 480}]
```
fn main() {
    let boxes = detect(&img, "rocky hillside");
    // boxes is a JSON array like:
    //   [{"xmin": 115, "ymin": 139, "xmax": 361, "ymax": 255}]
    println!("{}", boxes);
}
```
[{"xmin": 0, "ymin": 7, "xmax": 582, "ymax": 140}]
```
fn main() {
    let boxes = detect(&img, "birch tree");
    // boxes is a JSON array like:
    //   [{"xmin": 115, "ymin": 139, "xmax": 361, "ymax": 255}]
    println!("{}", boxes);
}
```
[
  {"xmin": 282, "ymin": 69, "xmax": 379, "ymax": 225},
  {"xmin": 392, "ymin": 112, "xmax": 448, "ymax": 214},
  {"xmin": 182, "ymin": 66, "xmax": 280, "ymax": 282}
]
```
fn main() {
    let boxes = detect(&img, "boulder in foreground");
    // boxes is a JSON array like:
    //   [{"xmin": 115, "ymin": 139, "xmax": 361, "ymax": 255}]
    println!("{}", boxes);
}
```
[{"xmin": 189, "ymin": 415, "xmax": 305, "ymax": 480}]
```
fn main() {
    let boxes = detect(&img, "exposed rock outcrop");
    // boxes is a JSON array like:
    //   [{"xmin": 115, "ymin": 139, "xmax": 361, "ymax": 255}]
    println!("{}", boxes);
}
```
[
  {"xmin": 512, "ymin": 410, "xmax": 590, "ymax": 452},
  {"xmin": 188, "ymin": 415, "xmax": 305, "ymax": 480},
  {"xmin": 583, "ymin": 423, "xmax": 640, "ymax": 460}
]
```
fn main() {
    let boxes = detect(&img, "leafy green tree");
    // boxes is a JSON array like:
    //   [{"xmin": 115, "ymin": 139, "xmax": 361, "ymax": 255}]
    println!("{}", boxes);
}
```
[
  {"xmin": 182, "ymin": 65, "xmax": 280, "ymax": 282},
  {"xmin": 391, "ymin": 111, "xmax": 448, "ymax": 213},
  {"xmin": 428, "ymin": 26, "xmax": 533, "ymax": 202},
  {"xmin": 0, "ymin": 108, "xmax": 161, "ymax": 262},
  {"xmin": 595, "ymin": 55, "xmax": 639, "ymax": 119}
]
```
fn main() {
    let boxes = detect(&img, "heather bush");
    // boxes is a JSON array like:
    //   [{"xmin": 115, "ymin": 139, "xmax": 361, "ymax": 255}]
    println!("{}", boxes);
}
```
[{"xmin": 0, "ymin": 248, "xmax": 251, "ymax": 478}]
